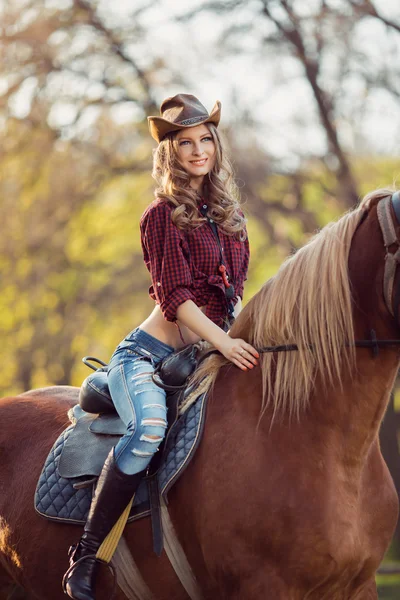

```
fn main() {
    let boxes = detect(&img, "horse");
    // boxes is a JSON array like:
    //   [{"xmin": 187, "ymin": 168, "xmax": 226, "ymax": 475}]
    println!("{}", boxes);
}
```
[{"xmin": 1, "ymin": 187, "xmax": 399, "ymax": 600}]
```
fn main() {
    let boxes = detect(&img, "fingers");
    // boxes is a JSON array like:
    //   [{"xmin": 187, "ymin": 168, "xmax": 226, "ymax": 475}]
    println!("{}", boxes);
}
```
[
  {"xmin": 234, "ymin": 342, "xmax": 260, "ymax": 371},
  {"xmin": 241, "ymin": 345, "xmax": 259, "ymax": 365},
  {"xmin": 218, "ymin": 337, "xmax": 260, "ymax": 371},
  {"xmin": 234, "ymin": 359, "xmax": 249, "ymax": 371}
]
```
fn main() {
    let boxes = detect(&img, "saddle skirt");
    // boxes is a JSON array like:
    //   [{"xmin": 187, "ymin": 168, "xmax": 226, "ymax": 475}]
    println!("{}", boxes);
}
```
[{"xmin": 35, "ymin": 391, "xmax": 208, "ymax": 525}]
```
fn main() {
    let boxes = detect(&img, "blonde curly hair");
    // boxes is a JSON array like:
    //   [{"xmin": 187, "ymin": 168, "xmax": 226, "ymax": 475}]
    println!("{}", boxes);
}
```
[{"xmin": 151, "ymin": 123, "xmax": 247, "ymax": 241}]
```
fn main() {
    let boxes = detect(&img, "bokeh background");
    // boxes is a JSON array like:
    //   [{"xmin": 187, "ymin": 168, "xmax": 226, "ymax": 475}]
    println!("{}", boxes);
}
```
[{"xmin": 1, "ymin": 0, "xmax": 400, "ymax": 597}]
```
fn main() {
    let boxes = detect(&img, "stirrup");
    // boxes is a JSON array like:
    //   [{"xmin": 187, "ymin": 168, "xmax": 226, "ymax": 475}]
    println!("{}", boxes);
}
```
[{"xmin": 62, "ymin": 548, "xmax": 117, "ymax": 599}]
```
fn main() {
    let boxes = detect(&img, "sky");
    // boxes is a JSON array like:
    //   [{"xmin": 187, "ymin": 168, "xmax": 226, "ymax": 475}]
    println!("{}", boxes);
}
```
[
  {"xmin": 6, "ymin": 0, "xmax": 400, "ymax": 165},
  {"xmin": 95, "ymin": 0, "xmax": 400, "ymax": 163}
]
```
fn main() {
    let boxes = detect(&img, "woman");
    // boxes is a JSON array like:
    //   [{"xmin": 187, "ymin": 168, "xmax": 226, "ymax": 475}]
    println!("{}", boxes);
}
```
[{"xmin": 63, "ymin": 93, "xmax": 259, "ymax": 600}]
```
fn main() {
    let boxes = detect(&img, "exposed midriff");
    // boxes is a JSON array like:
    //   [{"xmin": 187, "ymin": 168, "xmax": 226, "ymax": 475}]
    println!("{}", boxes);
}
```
[{"xmin": 138, "ymin": 303, "xmax": 206, "ymax": 349}]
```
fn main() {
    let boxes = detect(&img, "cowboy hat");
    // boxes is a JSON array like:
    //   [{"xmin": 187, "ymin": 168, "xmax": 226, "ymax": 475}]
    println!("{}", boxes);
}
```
[{"xmin": 148, "ymin": 93, "xmax": 221, "ymax": 143}]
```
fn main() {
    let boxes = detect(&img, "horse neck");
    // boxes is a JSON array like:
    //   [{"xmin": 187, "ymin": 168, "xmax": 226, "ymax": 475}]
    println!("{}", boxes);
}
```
[{"xmin": 320, "ymin": 204, "xmax": 400, "ymax": 457}]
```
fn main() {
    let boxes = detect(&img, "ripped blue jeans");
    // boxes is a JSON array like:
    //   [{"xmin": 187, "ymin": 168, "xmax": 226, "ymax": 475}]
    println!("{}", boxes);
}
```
[{"xmin": 107, "ymin": 327, "xmax": 175, "ymax": 475}]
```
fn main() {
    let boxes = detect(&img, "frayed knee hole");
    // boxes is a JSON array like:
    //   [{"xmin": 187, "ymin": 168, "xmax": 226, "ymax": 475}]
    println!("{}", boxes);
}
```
[
  {"xmin": 141, "ymin": 418, "xmax": 167, "ymax": 428},
  {"xmin": 132, "ymin": 448, "xmax": 153, "ymax": 458},
  {"xmin": 140, "ymin": 434, "xmax": 163, "ymax": 443}
]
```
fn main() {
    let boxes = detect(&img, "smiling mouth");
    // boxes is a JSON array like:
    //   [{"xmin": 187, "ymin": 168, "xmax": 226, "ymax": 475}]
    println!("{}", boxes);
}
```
[{"xmin": 190, "ymin": 159, "xmax": 208, "ymax": 166}]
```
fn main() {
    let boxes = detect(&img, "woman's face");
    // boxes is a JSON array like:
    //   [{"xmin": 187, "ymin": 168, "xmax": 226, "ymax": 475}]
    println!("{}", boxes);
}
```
[{"xmin": 175, "ymin": 124, "xmax": 216, "ymax": 185}]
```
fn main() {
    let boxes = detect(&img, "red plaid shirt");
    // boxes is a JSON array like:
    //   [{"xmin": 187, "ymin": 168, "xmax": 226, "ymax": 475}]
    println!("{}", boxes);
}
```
[{"xmin": 140, "ymin": 198, "xmax": 250, "ymax": 329}]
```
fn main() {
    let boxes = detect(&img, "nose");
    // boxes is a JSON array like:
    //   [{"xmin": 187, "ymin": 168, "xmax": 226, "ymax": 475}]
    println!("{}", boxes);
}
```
[{"xmin": 192, "ymin": 142, "xmax": 203, "ymax": 156}]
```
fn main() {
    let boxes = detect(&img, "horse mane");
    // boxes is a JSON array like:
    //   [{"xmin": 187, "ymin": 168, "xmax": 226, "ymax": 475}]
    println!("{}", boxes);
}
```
[{"xmin": 190, "ymin": 188, "xmax": 395, "ymax": 421}]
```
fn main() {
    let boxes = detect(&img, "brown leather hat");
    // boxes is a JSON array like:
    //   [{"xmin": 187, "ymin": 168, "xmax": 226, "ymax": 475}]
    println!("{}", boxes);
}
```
[{"xmin": 148, "ymin": 93, "xmax": 221, "ymax": 143}]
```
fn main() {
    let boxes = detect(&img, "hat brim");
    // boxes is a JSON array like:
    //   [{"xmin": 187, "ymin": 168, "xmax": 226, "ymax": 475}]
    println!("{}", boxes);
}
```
[{"xmin": 148, "ymin": 100, "xmax": 221, "ymax": 143}]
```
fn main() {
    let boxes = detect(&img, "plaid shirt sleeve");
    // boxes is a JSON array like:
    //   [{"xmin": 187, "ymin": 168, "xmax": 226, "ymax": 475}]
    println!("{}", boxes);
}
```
[{"xmin": 140, "ymin": 200, "xmax": 197, "ymax": 322}]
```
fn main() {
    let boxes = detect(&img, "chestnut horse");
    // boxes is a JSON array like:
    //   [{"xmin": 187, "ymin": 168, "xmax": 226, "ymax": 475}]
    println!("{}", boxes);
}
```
[{"xmin": 1, "ymin": 188, "xmax": 400, "ymax": 600}]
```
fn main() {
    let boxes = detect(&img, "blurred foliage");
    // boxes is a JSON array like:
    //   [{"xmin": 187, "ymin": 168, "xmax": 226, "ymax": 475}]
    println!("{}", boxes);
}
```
[
  {"xmin": 1, "ymin": 113, "xmax": 397, "ymax": 396},
  {"xmin": 0, "ymin": 117, "xmax": 154, "ymax": 394}
]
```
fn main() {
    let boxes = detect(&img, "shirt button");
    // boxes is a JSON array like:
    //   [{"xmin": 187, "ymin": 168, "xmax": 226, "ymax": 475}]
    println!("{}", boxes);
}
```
[
  {"xmin": 203, "ymin": 204, "xmax": 207, "ymax": 209},
  {"xmin": 156, "ymin": 282, "xmax": 161, "ymax": 287},
  {"xmin": 210, "ymin": 219, "xmax": 214, "ymax": 223}
]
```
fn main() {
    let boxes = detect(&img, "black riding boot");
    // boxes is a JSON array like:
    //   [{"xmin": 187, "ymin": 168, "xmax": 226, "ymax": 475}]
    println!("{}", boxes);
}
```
[{"xmin": 62, "ymin": 449, "xmax": 145, "ymax": 600}]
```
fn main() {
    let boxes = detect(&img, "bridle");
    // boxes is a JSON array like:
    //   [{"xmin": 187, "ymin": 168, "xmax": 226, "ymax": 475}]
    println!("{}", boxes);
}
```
[
  {"xmin": 256, "ymin": 191, "xmax": 400, "ymax": 357},
  {"xmin": 377, "ymin": 191, "xmax": 400, "ymax": 320}
]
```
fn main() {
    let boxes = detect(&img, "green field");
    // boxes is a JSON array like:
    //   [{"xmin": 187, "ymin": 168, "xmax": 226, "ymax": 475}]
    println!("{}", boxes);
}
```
[{"xmin": 377, "ymin": 572, "xmax": 400, "ymax": 599}]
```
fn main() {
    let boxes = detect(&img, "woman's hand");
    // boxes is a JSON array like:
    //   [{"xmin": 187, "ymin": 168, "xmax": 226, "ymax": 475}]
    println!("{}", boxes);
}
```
[
  {"xmin": 174, "ymin": 300, "xmax": 259, "ymax": 370},
  {"xmin": 215, "ymin": 336, "xmax": 259, "ymax": 371}
]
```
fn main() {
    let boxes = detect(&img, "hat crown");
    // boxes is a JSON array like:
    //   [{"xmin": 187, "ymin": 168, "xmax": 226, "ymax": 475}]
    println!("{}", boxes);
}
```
[
  {"xmin": 148, "ymin": 94, "xmax": 221, "ymax": 143},
  {"xmin": 160, "ymin": 94, "xmax": 209, "ymax": 126}
]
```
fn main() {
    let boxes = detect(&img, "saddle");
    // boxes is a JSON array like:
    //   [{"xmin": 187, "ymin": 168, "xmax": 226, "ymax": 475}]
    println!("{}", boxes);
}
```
[
  {"xmin": 77, "ymin": 343, "xmax": 203, "ymax": 473},
  {"xmin": 79, "ymin": 341, "xmax": 200, "ymax": 413},
  {"xmin": 35, "ymin": 343, "xmax": 215, "ymax": 554}
]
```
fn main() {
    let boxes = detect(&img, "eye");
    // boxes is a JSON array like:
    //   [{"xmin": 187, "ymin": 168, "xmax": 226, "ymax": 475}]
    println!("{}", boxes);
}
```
[
  {"xmin": 202, "ymin": 136, "xmax": 212, "ymax": 142},
  {"xmin": 179, "ymin": 140, "xmax": 190, "ymax": 146}
]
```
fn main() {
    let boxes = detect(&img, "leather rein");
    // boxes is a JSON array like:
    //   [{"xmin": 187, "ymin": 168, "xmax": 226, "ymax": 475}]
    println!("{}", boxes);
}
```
[{"xmin": 256, "ymin": 191, "xmax": 400, "ymax": 357}]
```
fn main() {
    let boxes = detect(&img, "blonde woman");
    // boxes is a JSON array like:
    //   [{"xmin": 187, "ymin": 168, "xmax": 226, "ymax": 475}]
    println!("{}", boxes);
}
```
[{"xmin": 63, "ymin": 93, "xmax": 259, "ymax": 600}]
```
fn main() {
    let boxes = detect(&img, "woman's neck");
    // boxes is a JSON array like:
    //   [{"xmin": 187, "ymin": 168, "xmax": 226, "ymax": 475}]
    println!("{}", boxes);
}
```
[{"xmin": 189, "ymin": 175, "xmax": 205, "ymax": 195}]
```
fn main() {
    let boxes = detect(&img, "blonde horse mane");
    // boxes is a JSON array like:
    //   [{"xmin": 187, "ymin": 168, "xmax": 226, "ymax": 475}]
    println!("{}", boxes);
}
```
[{"xmin": 190, "ymin": 189, "xmax": 394, "ymax": 421}]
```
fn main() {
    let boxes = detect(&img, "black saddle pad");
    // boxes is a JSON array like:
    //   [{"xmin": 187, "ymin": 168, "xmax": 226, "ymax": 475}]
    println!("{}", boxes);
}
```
[{"xmin": 35, "ymin": 392, "xmax": 208, "ymax": 525}]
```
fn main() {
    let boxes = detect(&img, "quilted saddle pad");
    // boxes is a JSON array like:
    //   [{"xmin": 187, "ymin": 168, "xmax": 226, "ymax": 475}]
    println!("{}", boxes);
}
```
[{"xmin": 34, "ymin": 392, "xmax": 207, "ymax": 525}]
